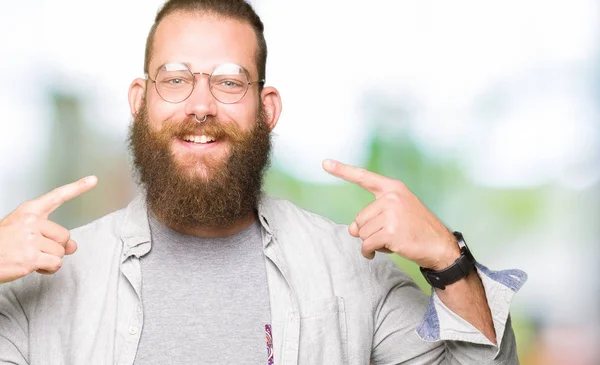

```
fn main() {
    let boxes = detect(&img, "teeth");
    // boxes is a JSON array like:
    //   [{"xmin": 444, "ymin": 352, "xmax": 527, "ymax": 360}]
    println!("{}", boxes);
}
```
[{"xmin": 183, "ymin": 135, "xmax": 215, "ymax": 144}]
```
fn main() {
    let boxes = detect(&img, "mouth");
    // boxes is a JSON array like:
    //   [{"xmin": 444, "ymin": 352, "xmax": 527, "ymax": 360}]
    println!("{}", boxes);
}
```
[
  {"xmin": 174, "ymin": 133, "xmax": 224, "ymax": 154},
  {"xmin": 180, "ymin": 134, "xmax": 217, "ymax": 144}
]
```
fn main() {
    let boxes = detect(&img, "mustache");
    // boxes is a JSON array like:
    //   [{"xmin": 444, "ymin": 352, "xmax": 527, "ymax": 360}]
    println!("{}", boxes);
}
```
[{"xmin": 160, "ymin": 116, "xmax": 246, "ymax": 143}]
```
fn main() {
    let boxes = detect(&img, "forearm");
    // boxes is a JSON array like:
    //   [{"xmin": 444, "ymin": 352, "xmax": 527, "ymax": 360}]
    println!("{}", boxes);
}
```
[
  {"xmin": 415, "ymin": 263, "xmax": 526, "ymax": 364},
  {"xmin": 370, "ymin": 254, "xmax": 524, "ymax": 364},
  {"xmin": 435, "ymin": 268, "xmax": 496, "ymax": 343}
]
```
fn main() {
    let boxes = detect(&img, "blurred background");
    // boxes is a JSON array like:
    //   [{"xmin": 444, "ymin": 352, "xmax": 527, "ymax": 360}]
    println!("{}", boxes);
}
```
[{"xmin": 1, "ymin": 0, "xmax": 598, "ymax": 363}]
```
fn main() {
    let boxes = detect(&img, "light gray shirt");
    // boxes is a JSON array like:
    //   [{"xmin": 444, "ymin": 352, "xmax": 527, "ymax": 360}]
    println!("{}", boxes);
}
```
[
  {"xmin": 133, "ymin": 215, "xmax": 271, "ymax": 364},
  {"xmin": 0, "ymin": 194, "xmax": 527, "ymax": 364}
]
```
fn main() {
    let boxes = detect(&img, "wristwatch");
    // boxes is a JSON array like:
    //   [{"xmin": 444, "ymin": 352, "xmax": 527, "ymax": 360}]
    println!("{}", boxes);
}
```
[{"xmin": 420, "ymin": 232, "xmax": 476, "ymax": 290}]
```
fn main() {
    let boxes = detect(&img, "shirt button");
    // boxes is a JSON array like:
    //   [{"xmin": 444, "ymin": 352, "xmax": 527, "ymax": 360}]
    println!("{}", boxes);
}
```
[{"xmin": 129, "ymin": 326, "xmax": 138, "ymax": 335}]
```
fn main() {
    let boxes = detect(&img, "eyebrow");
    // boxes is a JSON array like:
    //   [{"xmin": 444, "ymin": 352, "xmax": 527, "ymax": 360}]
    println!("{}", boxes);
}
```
[
  {"xmin": 151, "ymin": 61, "xmax": 254, "ymax": 77},
  {"xmin": 151, "ymin": 61, "xmax": 192, "ymax": 77}
]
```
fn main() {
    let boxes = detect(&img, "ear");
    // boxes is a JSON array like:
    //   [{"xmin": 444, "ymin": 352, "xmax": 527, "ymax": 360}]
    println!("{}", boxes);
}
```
[
  {"xmin": 260, "ymin": 86, "xmax": 282, "ymax": 131},
  {"xmin": 128, "ymin": 78, "xmax": 147, "ymax": 118}
]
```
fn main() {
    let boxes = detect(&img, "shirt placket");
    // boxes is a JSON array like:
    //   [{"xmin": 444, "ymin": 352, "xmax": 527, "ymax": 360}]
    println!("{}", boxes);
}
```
[
  {"xmin": 261, "ymin": 224, "xmax": 300, "ymax": 365},
  {"xmin": 116, "ymin": 242, "xmax": 147, "ymax": 365}
]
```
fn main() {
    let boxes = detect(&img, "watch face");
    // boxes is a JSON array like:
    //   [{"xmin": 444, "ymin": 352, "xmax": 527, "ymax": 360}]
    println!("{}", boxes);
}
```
[
  {"xmin": 453, "ymin": 231, "xmax": 467, "ymax": 249},
  {"xmin": 455, "ymin": 232, "xmax": 476, "ymax": 263}
]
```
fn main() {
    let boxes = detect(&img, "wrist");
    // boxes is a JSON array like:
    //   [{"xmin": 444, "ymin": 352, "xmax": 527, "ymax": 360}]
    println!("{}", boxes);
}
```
[
  {"xmin": 420, "ymin": 232, "xmax": 476, "ymax": 290},
  {"xmin": 429, "ymin": 232, "xmax": 462, "ymax": 271}
]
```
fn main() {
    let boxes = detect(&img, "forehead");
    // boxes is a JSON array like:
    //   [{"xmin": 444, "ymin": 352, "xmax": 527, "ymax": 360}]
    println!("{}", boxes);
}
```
[{"xmin": 150, "ymin": 12, "xmax": 258, "ymax": 78}]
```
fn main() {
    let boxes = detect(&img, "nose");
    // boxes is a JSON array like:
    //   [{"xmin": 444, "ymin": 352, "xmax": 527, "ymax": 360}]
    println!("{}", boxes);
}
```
[{"xmin": 184, "ymin": 73, "xmax": 217, "ymax": 120}]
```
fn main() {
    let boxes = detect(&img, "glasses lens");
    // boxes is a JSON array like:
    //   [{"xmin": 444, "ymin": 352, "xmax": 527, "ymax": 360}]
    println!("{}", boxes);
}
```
[
  {"xmin": 155, "ymin": 63, "xmax": 194, "ymax": 103},
  {"xmin": 210, "ymin": 63, "xmax": 249, "ymax": 104}
]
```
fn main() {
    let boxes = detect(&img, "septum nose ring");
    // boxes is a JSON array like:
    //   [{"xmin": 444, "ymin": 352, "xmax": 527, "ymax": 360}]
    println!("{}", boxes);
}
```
[{"xmin": 194, "ymin": 115, "xmax": 207, "ymax": 123}]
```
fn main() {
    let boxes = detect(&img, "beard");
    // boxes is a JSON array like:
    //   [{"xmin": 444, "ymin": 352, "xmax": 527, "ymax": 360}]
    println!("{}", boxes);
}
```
[{"xmin": 128, "ymin": 100, "xmax": 272, "ymax": 230}]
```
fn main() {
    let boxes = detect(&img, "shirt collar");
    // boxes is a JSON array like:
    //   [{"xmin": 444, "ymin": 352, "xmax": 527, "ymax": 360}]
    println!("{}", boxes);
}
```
[
  {"xmin": 119, "ymin": 192, "xmax": 277, "ymax": 258},
  {"xmin": 120, "ymin": 192, "xmax": 152, "ymax": 260}
]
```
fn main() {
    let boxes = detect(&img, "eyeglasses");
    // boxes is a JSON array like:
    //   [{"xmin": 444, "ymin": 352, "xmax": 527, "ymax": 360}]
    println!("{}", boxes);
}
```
[{"xmin": 145, "ymin": 62, "xmax": 265, "ymax": 104}]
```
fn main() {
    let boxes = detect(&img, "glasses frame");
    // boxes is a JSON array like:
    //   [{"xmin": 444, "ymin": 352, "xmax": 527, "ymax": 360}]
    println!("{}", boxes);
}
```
[{"xmin": 145, "ymin": 62, "xmax": 265, "ymax": 104}]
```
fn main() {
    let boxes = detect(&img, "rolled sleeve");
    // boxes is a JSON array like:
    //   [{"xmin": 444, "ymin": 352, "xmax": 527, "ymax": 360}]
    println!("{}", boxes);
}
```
[{"xmin": 416, "ymin": 263, "xmax": 527, "ymax": 363}]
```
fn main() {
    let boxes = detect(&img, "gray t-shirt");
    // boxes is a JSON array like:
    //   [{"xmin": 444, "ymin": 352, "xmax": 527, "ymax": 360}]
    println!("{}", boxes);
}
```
[{"xmin": 133, "ymin": 214, "xmax": 272, "ymax": 365}]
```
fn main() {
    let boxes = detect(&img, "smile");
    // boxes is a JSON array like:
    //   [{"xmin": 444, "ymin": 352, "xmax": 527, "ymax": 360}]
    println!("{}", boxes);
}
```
[{"xmin": 182, "ymin": 135, "xmax": 216, "ymax": 144}]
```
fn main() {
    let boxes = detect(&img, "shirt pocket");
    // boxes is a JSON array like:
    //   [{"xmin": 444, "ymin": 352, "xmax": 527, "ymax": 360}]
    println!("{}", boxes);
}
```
[{"xmin": 298, "ymin": 296, "xmax": 348, "ymax": 365}]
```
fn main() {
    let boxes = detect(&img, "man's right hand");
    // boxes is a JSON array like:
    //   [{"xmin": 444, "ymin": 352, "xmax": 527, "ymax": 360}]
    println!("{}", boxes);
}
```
[{"xmin": 0, "ymin": 176, "xmax": 98, "ymax": 283}]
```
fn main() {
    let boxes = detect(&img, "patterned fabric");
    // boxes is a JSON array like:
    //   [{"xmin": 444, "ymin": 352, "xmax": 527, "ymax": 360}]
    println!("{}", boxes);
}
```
[{"xmin": 265, "ymin": 324, "xmax": 274, "ymax": 365}]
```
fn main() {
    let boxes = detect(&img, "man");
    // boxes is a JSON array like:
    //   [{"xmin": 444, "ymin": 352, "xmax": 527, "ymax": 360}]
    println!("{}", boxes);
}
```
[{"xmin": 0, "ymin": 0, "xmax": 526, "ymax": 364}]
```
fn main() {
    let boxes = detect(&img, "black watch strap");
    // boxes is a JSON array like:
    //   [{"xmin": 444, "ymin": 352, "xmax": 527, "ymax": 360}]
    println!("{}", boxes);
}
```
[{"xmin": 420, "ymin": 232, "xmax": 476, "ymax": 290}]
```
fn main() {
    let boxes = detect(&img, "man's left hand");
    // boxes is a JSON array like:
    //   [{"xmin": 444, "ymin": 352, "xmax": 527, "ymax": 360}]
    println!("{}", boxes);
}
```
[{"xmin": 322, "ymin": 159, "xmax": 461, "ymax": 270}]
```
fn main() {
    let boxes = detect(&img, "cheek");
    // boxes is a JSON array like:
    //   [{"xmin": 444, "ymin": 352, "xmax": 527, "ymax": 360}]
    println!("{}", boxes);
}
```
[
  {"xmin": 146, "ymin": 94, "xmax": 181, "ymax": 129},
  {"xmin": 220, "ymin": 103, "xmax": 257, "ymax": 132}
]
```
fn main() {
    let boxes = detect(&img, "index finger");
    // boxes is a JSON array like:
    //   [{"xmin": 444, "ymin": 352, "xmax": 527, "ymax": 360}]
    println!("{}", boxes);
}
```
[
  {"xmin": 322, "ymin": 159, "xmax": 387, "ymax": 194},
  {"xmin": 32, "ymin": 176, "xmax": 98, "ymax": 218}
]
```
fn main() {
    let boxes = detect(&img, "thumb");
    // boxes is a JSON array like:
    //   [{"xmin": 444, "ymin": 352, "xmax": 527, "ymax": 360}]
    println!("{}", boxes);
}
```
[
  {"xmin": 348, "ymin": 221, "xmax": 359, "ymax": 237},
  {"xmin": 64, "ymin": 239, "xmax": 78, "ymax": 255}
]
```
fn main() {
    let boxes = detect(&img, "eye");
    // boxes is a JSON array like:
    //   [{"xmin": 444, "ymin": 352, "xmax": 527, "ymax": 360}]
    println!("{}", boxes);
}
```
[
  {"xmin": 220, "ymin": 80, "xmax": 243, "ymax": 88},
  {"xmin": 158, "ymin": 75, "xmax": 193, "ymax": 86},
  {"xmin": 168, "ymin": 78, "xmax": 185, "ymax": 85}
]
